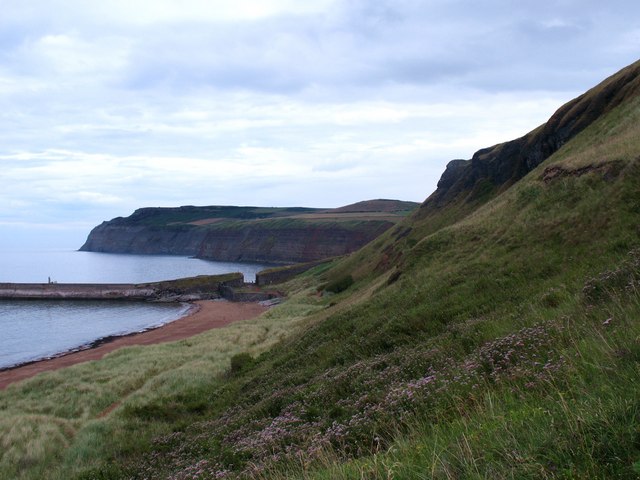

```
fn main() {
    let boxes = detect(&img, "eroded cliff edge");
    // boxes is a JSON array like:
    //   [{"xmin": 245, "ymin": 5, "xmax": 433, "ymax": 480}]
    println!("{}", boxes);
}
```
[
  {"xmin": 419, "ymin": 59, "xmax": 640, "ymax": 215},
  {"xmin": 80, "ymin": 200, "xmax": 418, "ymax": 264}
]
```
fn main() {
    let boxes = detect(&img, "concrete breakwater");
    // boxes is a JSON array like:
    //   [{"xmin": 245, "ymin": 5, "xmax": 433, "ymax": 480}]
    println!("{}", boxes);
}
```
[
  {"xmin": 0, "ymin": 260, "xmax": 326, "ymax": 303},
  {"xmin": 0, "ymin": 273, "xmax": 247, "ymax": 302},
  {"xmin": 0, "ymin": 283, "xmax": 156, "ymax": 301}
]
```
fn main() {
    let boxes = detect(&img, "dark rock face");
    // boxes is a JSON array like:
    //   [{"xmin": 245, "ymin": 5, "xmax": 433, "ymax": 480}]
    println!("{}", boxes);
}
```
[
  {"xmin": 81, "ymin": 201, "xmax": 417, "ymax": 264},
  {"xmin": 80, "ymin": 223, "xmax": 208, "ymax": 255},
  {"xmin": 81, "ymin": 221, "xmax": 393, "ymax": 264},
  {"xmin": 197, "ymin": 224, "xmax": 391, "ymax": 264},
  {"xmin": 423, "ymin": 60, "xmax": 640, "ymax": 211}
]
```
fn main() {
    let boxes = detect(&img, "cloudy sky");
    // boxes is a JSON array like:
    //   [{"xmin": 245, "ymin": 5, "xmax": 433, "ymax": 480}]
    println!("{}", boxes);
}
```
[{"xmin": 1, "ymin": 0, "xmax": 639, "ymax": 248}]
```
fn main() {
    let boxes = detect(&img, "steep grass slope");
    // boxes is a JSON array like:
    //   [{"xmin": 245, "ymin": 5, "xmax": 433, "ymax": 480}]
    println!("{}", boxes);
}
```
[
  {"xmin": 2, "ymin": 61, "xmax": 640, "ymax": 479},
  {"xmin": 409, "ymin": 58, "xmax": 640, "ymax": 237}
]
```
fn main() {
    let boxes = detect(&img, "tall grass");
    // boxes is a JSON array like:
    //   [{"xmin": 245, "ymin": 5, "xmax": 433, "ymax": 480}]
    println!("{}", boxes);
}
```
[
  {"xmin": 303, "ymin": 295, "xmax": 640, "ymax": 479},
  {"xmin": 1, "ymin": 75, "xmax": 639, "ymax": 479},
  {"xmin": 0, "ymin": 293, "xmax": 324, "ymax": 480}
]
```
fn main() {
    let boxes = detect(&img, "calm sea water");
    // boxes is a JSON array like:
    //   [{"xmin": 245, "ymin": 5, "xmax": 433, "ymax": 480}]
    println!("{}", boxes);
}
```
[
  {"xmin": 0, "ymin": 250, "xmax": 268, "ymax": 284},
  {"xmin": 0, "ymin": 250, "xmax": 270, "ymax": 369},
  {"xmin": 0, "ymin": 300, "xmax": 192, "ymax": 368}
]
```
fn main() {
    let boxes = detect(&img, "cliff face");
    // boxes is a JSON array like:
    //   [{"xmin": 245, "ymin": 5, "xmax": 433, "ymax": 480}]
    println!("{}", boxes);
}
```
[
  {"xmin": 81, "ymin": 200, "xmax": 417, "ymax": 264},
  {"xmin": 80, "ymin": 223, "xmax": 208, "ymax": 255},
  {"xmin": 421, "ymin": 60, "xmax": 640, "ymax": 212},
  {"xmin": 81, "ymin": 221, "xmax": 393, "ymax": 263},
  {"xmin": 197, "ymin": 223, "xmax": 392, "ymax": 264}
]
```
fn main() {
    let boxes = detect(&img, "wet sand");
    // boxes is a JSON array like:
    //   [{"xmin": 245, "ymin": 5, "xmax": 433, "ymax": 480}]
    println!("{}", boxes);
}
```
[{"xmin": 0, "ymin": 300, "xmax": 267, "ymax": 390}]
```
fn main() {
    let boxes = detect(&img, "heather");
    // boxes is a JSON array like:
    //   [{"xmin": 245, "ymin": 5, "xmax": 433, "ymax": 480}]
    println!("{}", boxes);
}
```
[
  {"xmin": 1, "ymin": 64, "xmax": 640, "ymax": 479},
  {"xmin": 115, "ymin": 248, "xmax": 640, "ymax": 479}
]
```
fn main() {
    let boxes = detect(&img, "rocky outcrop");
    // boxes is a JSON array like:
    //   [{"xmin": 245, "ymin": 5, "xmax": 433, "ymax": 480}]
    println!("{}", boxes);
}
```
[
  {"xmin": 80, "ymin": 223, "xmax": 208, "ymax": 255},
  {"xmin": 197, "ymin": 223, "xmax": 391, "ymax": 264},
  {"xmin": 81, "ymin": 201, "xmax": 417, "ymax": 264},
  {"xmin": 421, "ymin": 60, "xmax": 640, "ymax": 211}
]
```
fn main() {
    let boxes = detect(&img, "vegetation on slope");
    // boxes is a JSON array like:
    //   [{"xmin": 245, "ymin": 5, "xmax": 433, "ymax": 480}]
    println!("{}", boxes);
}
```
[
  {"xmin": 0, "ymin": 297, "xmax": 322, "ymax": 480},
  {"xmin": 2, "ymin": 62, "xmax": 640, "ymax": 479},
  {"xmin": 94, "ymin": 200, "xmax": 419, "ymax": 228},
  {"xmin": 110, "ymin": 206, "xmax": 320, "ymax": 227},
  {"xmin": 79, "ymin": 199, "xmax": 419, "ymax": 263}
]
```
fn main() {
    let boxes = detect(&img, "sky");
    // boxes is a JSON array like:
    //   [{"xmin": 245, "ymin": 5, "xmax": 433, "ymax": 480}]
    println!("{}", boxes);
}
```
[{"xmin": 1, "ymin": 0, "xmax": 639, "ymax": 249}]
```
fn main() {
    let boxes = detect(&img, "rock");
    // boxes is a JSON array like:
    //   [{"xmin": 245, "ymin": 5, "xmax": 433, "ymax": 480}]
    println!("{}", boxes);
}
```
[
  {"xmin": 80, "ymin": 202, "xmax": 417, "ymax": 264},
  {"xmin": 422, "ymin": 60, "xmax": 640, "ymax": 212}
]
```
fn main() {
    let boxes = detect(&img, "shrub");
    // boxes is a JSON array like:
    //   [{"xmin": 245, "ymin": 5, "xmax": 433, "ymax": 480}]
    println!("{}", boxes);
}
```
[
  {"xmin": 387, "ymin": 269, "xmax": 402, "ymax": 285},
  {"xmin": 229, "ymin": 352, "xmax": 255, "ymax": 375},
  {"xmin": 324, "ymin": 275, "xmax": 355, "ymax": 294}
]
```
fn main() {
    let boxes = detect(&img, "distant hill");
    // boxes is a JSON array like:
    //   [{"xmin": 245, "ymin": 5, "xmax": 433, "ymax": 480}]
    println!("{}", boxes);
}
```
[
  {"xmin": 80, "ymin": 199, "xmax": 419, "ymax": 264},
  {"xmin": 7, "ymin": 60, "xmax": 640, "ymax": 480},
  {"xmin": 328, "ymin": 199, "xmax": 419, "ymax": 213}
]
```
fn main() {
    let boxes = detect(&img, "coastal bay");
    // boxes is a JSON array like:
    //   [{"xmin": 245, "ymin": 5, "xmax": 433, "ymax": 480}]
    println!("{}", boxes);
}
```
[
  {"xmin": 0, "ymin": 250, "xmax": 271, "ymax": 372},
  {"xmin": 0, "ymin": 300, "xmax": 267, "ymax": 389}
]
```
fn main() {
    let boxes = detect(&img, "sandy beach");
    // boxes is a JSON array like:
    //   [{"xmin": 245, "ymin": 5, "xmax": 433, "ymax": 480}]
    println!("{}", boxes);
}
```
[{"xmin": 0, "ymin": 300, "xmax": 267, "ymax": 390}]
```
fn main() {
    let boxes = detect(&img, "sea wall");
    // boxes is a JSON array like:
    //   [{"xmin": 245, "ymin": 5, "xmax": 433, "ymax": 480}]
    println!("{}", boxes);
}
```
[
  {"xmin": 0, "ymin": 273, "xmax": 246, "ymax": 302},
  {"xmin": 0, "ymin": 283, "xmax": 156, "ymax": 300}
]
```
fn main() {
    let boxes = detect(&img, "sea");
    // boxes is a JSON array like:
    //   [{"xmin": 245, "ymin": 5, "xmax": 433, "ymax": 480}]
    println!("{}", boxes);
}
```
[{"xmin": 0, "ymin": 250, "xmax": 270, "ymax": 369}]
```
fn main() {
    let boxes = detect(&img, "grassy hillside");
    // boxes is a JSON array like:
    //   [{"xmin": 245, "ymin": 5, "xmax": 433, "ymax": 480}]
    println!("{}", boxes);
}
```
[
  {"xmin": 79, "ymin": 199, "xmax": 420, "ymax": 263},
  {"xmin": 104, "ymin": 200, "xmax": 418, "ymax": 228},
  {"xmin": 2, "ymin": 62, "xmax": 640, "ymax": 479}
]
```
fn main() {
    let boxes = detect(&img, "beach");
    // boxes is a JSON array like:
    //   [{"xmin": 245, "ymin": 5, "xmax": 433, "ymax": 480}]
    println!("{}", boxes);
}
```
[{"xmin": 0, "ymin": 300, "xmax": 267, "ymax": 390}]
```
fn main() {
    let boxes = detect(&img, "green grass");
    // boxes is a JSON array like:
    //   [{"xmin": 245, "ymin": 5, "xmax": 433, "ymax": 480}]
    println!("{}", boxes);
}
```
[
  {"xmin": 121, "ymin": 206, "xmax": 322, "ymax": 227},
  {"xmin": 113, "ymin": 203, "xmax": 418, "ymax": 228},
  {"xmin": 303, "ymin": 293, "xmax": 640, "ymax": 480},
  {"xmin": 2, "ymin": 70, "xmax": 640, "ymax": 479},
  {"xmin": 0, "ymin": 293, "xmax": 324, "ymax": 480},
  {"xmin": 203, "ymin": 217, "xmax": 396, "ymax": 232}
]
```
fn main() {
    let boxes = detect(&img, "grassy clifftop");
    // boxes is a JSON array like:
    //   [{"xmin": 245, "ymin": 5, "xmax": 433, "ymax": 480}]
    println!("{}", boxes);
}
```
[
  {"xmin": 80, "ymin": 199, "xmax": 419, "ymax": 263},
  {"xmin": 2, "ymin": 61, "xmax": 640, "ymax": 479},
  {"xmin": 100, "ymin": 200, "xmax": 418, "ymax": 228}
]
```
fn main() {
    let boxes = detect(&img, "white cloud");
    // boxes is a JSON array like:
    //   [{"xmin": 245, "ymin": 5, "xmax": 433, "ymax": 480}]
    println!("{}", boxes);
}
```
[
  {"xmin": 0, "ymin": 0, "xmax": 639, "ymax": 248},
  {"xmin": 90, "ymin": 0, "xmax": 338, "ymax": 24}
]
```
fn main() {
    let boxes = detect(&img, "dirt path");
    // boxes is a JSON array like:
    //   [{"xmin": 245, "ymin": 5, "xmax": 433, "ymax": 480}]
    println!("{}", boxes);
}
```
[{"xmin": 0, "ymin": 300, "xmax": 267, "ymax": 390}]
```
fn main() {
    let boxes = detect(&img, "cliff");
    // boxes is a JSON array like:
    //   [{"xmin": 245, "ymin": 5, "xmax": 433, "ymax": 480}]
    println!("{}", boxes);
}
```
[
  {"xmin": 80, "ymin": 223, "xmax": 207, "ymax": 255},
  {"xmin": 8, "ymin": 61, "xmax": 640, "ymax": 480},
  {"xmin": 416, "ymin": 59, "xmax": 640, "ymax": 221},
  {"xmin": 197, "ymin": 221, "xmax": 393, "ymax": 264},
  {"xmin": 80, "ymin": 200, "xmax": 418, "ymax": 264}
]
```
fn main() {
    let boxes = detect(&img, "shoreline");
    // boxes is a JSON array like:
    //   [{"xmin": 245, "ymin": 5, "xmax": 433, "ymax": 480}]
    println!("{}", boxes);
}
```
[
  {"xmin": 0, "ymin": 299, "xmax": 268, "ymax": 390},
  {"xmin": 0, "ymin": 302, "xmax": 197, "ymax": 374}
]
